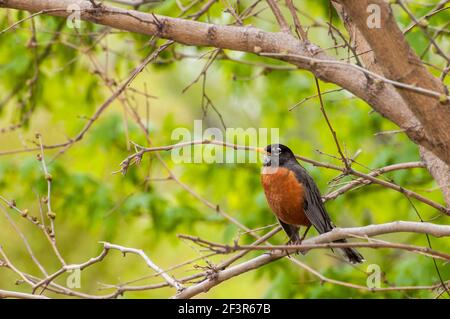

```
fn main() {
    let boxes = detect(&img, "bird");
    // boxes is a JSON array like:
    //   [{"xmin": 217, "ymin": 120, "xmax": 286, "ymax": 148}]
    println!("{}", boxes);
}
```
[{"xmin": 259, "ymin": 144, "xmax": 364, "ymax": 264}]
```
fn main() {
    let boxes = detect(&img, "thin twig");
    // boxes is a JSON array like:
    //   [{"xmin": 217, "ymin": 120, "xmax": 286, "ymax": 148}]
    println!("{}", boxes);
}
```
[
  {"xmin": 314, "ymin": 77, "xmax": 351, "ymax": 172},
  {"xmin": 266, "ymin": 0, "xmax": 290, "ymax": 32}
]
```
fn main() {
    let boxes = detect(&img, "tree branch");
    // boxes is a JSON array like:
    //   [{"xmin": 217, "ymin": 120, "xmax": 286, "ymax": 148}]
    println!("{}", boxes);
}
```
[
  {"xmin": 179, "ymin": 234, "xmax": 450, "ymax": 261},
  {"xmin": 1, "ymin": 0, "xmax": 447, "ymax": 167},
  {"xmin": 101, "ymin": 242, "xmax": 184, "ymax": 291},
  {"xmin": 338, "ymin": 0, "xmax": 450, "ymax": 165},
  {"xmin": 266, "ymin": 0, "xmax": 290, "ymax": 32},
  {"xmin": 173, "ymin": 221, "xmax": 450, "ymax": 298},
  {"xmin": 332, "ymin": 0, "xmax": 450, "ymax": 207},
  {"xmin": 119, "ymin": 139, "xmax": 449, "ymax": 215},
  {"xmin": 0, "ymin": 289, "xmax": 50, "ymax": 299}
]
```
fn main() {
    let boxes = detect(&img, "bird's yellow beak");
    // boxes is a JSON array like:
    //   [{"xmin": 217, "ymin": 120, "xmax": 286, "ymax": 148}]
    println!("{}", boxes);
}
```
[{"xmin": 255, "ymin": 147, "xmax": 266, "ymax": 154}]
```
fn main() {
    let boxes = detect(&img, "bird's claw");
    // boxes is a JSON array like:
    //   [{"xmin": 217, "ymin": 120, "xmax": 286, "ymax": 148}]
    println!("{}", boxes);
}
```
[{"xmin": 285, "ymin": 239, "xmax": 303, "ymax": 256}]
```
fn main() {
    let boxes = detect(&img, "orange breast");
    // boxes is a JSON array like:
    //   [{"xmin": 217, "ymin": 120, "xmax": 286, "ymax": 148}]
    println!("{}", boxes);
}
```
[{"xmin": 261, "ymin": 167, "xmax": 310, "ymax": 226}]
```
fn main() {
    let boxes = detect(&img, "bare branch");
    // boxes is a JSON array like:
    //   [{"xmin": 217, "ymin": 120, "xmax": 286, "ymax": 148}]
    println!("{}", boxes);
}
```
[
  {"xmin": 179, "ymin": 234, "xmax": 450, "ymax": 261},
  {"xmin": 101, "ymin": 242, "xmax": 184, "ymax": 292},
  {"xmin": 285, "ymin": 0, "xmax": 307, "ymax": 40},
  {"xmin": 266, "ymin": 0, "xmax": 290, "ymax": 32},
  {"xmin": 314, "ymin": 77, "xmax": 351, "ymax": 172},
  {"xmin": 339, "ymin": 0, "xmax": 450, "ymax": 165},
  {"xmin": 261, "ymin": 52, "xmax": 448, "ymax": 100},
  {"xmin": 0, "ymin": 289, "xmax": 50, "ymax": 299},
  {"xmin": 0, "ymin": 205, "xmax": 48, "ymax": 276},
  {"xmin": 332, "ymin": 0, "xmax": 450, "ymax": 207},
  {"xmin": 0, "ymin": 246, "xmax": 35, "ymax": 286},
  {"xmin": 1, "ymin": 0, "xmax": 448, "ymax": 165},
  {"xmin": 119, "ymin": 139, "xmax": 448, "ymax": 215},
  {"xmin": 173, "ymin": 221, "xmax": 450, "ymax": 298}
]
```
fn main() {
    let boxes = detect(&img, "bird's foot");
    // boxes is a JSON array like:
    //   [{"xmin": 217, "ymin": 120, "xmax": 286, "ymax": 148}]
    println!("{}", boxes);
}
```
[{"xmin": 286, "ymin": 238, "xmax": 303, "ymax": 255}]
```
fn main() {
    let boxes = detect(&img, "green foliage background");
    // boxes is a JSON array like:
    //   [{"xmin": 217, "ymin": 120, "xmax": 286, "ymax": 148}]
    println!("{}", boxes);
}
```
[{"xmin": 0, "ymin": 0, "xmax": 449, "ymax": 298}]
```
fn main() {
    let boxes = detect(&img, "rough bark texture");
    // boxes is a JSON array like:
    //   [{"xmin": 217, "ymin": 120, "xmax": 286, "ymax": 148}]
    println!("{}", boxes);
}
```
[
  {"xmin": 420, "ymin": 146, "xmax": 450, "ymax": 207},
  {"xmin": 1, "ymin": 0, "xmax": 448, "ymax": 205},
  {"xmin": 339, "ymin": 0, "xmax": 450, "ymax": 165},
  {"xmin": 332, "ymin": 1, "xmax": 450, "ymax": 207},
  {"xmin": 173, "ymin": 220, "xmax": 450, "ymax": 298}
]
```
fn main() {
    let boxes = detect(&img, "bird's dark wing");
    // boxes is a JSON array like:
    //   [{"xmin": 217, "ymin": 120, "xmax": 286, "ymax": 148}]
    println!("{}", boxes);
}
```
[
  {"xmin": 287, "ymin": 162, "xmax": 334, "ymax": 234},
  {"xmin": 277, "ymin": 218, "xmax": 300, "ymax": 243}
]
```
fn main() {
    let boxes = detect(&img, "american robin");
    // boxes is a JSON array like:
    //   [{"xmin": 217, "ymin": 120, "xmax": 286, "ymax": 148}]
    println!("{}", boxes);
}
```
[{"xmin": 260, "ymin": 144, "xmax": 364, "ymax": 264}]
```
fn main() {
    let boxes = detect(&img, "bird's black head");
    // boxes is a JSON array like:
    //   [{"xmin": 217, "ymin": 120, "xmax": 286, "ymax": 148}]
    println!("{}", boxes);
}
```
[{"xmin": 263, "ymin": 144, "xmax": 296, "ymax": 167}]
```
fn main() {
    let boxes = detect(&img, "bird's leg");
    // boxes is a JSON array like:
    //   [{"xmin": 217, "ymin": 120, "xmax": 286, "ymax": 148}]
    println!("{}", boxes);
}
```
[
  {"xmin": 286, "ymin": 227, "xmax": 305, "ymax": 255},
  {"xmin": 289, "ymin": 225, "xmax": 312, "ymax": 255},
  {"xmin": 299, "ymin": 225, "xmax": 312, "ymax": 242},
  {"xmin": 284, "ymin": 235, "xmax": 298, "ymax": 258},
  {"xmin": 287, "ymin": 225, "xmax": 311, "ymax": 255}
]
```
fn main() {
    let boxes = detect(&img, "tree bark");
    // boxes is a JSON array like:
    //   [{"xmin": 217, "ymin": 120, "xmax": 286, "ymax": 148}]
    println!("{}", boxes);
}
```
[
  {"xmin": 1, "ymin": 0, "xmax": 448, "ymax": 205},
  {"xmin": 338, "ymin": 0, "xmax": 450, "ymax": 165},
  {"xmin": 173, "ymin": 220, "xmax": 450, "ymax": 298},
  {"xmin": 332, "ymin": 1, "xmax": 450, "ymax": 206}
]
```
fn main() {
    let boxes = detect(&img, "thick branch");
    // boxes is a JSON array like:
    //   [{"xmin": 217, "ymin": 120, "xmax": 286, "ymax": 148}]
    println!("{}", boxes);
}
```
[
  {"xmin": 420, "ymin": 146, "xmax": 450, "ymax": 207},
  {"xmin": 0, "ymin": 0, "xmax": 446, "ymax": 166},
  {"xmin": 339, "ymin": 0, "xmax": 450, "ymax": 165},
  {"xmin": 179, "ymin": 235, "xmax": 450, "ymax": 261},
  {"xmin": 332, "ymin": 1, "xmax": 450, "ymax": 207},
  {"xmin": 173, "ymin": 221, "xmax": 450, "ymax": 298}
]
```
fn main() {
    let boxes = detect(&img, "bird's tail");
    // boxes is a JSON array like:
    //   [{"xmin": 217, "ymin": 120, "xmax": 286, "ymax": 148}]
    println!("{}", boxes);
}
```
[{"xmin": 336, "ymin": 239, "xmax": 365, "ymax": 264}]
